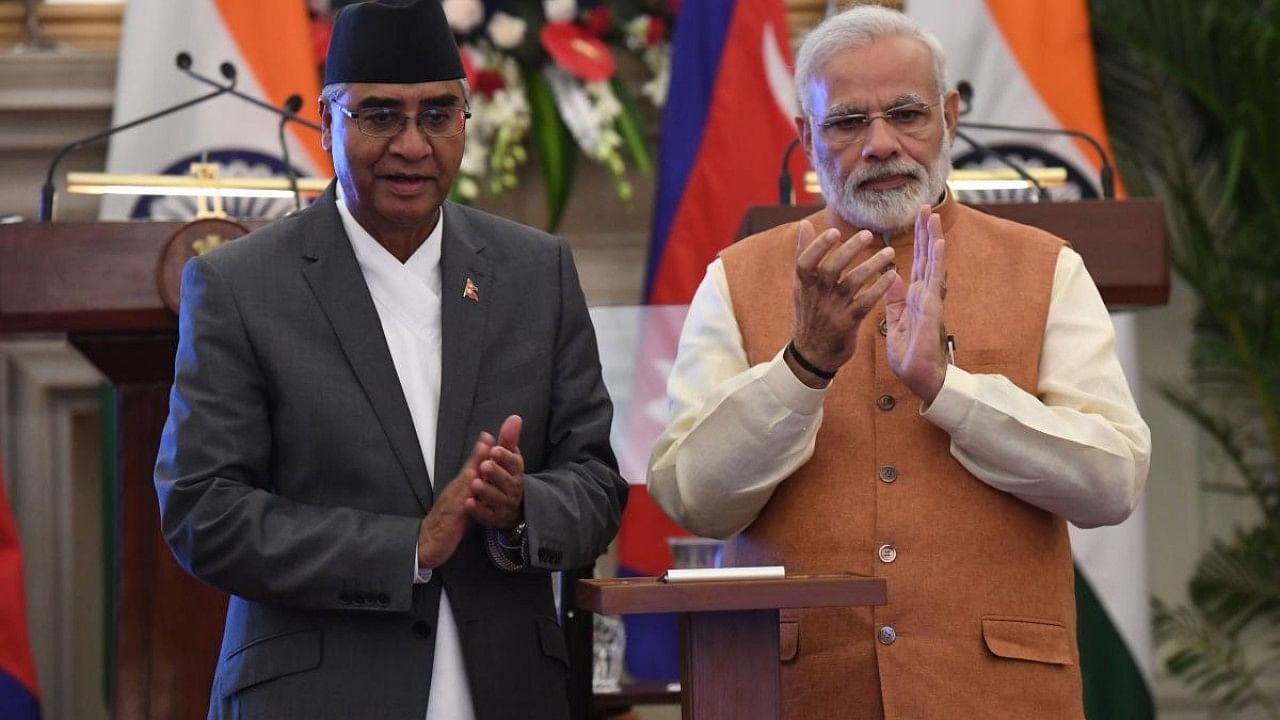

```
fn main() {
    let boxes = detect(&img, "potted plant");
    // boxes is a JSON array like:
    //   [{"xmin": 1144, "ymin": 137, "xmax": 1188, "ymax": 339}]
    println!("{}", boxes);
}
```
[{"xmin": 1089, "ymin": 0, "xmax": 1280, "ymax": 715}]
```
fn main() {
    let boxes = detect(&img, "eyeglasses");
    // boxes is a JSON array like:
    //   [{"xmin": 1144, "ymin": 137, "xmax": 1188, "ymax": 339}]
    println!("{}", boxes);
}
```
[
  {"xmin": 817, "ymin": 101, "xmax": 937, "ymax": 146},
  {"xmin": 331, "ymin": 101, "xmax": 471, "ymax": 139}
]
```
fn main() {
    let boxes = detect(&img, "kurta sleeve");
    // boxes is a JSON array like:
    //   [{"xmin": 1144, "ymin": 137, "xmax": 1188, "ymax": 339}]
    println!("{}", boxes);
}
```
[
  {"xmin": 923, "ymin": 247, "xmax": 1151, "ymax": 528},
  {"xmin": 647, "ymin": 259, "xmax": 829, "ymax": 538}
]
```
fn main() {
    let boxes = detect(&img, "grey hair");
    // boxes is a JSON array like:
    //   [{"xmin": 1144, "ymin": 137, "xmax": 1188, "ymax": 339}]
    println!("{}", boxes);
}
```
[
  {"xmin": 794, "ymin": 6, "xmax": 947, "ymax": 116},
  {"xmin": 318, "ymin": 78, "xmax": 472, "ymax": 105}
]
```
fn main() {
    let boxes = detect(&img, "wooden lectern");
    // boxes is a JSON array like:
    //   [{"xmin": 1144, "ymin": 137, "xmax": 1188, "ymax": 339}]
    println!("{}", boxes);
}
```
[
  {"xmin": 0, "ymin": 220, "xmax": 255, "ymax": 720},
  {"xmin": 578, "ymin": 575, "xmax": 887, "ymax": 720},
  {"xmin": 0, "ymin": 197, "xmax": 1166, "ymax": 720}
]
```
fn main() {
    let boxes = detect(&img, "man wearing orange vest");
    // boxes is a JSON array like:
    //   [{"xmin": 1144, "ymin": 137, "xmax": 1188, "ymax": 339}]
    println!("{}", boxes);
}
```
[{"xmin": 647, "ymin": 6, "xmax": 1150, "ymax": 719}]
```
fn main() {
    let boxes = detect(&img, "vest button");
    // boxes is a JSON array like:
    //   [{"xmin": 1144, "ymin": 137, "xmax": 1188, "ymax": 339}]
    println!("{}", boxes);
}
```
[
  {"xmin": 878, "ymin": 625, "xmax": 897, "ymax": 645},
  {"xmin": 878, "ymin": 319, "xmax": 888, "ymax": 336},
  {"xmin": 412, "ymin": 621, "xmax": 431, "ymax": 638},
  {"xmin": 877, "ymin": 544, "xmax": 897, "ymax": 563},
  {"xmin": 877, "ymin": 394, "xmax": 896, "ymax": 411},
  {"xmin": 878, "ymin": 465, "xmax": 897, "ymax": 483}
]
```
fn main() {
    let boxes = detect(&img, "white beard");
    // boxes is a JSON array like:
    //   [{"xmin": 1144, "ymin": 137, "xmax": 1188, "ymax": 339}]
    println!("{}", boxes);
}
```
[{"xmin": 818, "ymin": 135, "xmax": 953, "ymax": 234}]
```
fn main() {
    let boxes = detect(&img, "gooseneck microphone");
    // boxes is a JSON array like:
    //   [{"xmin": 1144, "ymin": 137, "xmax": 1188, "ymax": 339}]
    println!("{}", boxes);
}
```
[
  {"xmin": 180, "ymin": 59, "xmax": 321, "ymax": 132},
  {"xmin": 955, "ymin": 79, "xmax": 1116, "ymax": 199},
  {"xmin": 956, "ymin": 80, "xmax": 975, "ymax": 117},
  {"xmin": 278, "ymin": 94, "xmax": 305, "ymax": 212},
  {"xmin": 38, "ymin": 53, "xmax": 238, "ymax": 222},
  {"xmin": 952, "ymin": 128, "xmax": 1046, "ymax": 202},
  {"xmin": 778, "ymin": 138, "xmax": 802, "ymax": 206}
]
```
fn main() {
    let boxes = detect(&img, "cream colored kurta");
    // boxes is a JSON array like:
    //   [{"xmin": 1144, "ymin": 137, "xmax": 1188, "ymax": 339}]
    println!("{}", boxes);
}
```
[
  {"xmin": 336, "ymin": 190, "xmax": 476, "ymax": 720},
  {"xmin": 648, "ymin": 241, "xmax": 1151, "ymax": 538},
  {"xmin": 647, "ymin": 200, "xmax": 1153, "ymax": 719}
]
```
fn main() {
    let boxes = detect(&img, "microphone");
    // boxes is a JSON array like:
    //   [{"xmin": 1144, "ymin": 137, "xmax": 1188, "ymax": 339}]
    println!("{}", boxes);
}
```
[
  {"xmin": 38, "ymin": 52, "xmax": 238, "ymax": 222},
  {"xmin": 956, "ymin": 81, "xmax": 974, "ymax": 117},
  {"xmin": 179, "ymin": 60, "xmax": 321, "ymax": 132},
  {"xmin": 778, "ymin": 138, "xmax": 802, "ymax": 206},
  {"xmin": 955, "ymin": 79, "xmax": 1115, "ymax": 199},
  {"xmin": 953, "ymin": 128, "xmax": 1046, "ymax": 202},
  {"xmin": 278, "ymin": 94, "xmax": 304, "ymax": 212}
]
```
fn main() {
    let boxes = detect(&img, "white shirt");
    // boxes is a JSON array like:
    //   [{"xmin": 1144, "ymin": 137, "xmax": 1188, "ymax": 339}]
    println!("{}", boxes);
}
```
[
  {"xmin": 335, "ymin": 189, "xmax": 476, "ymax": 720},
  {"xmin": 647, "ymin": 248, "xmax": 1152, "ymax": 539}
]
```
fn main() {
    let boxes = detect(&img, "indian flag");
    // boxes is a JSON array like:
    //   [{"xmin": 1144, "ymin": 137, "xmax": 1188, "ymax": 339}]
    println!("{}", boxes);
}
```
[
  {"xmin": 904, "ymin": 1, "xmax": 1153, "ymax": 717},
  {"xmin": 102, "ymin": 0, "xmax": 328, "ymax": 221}
]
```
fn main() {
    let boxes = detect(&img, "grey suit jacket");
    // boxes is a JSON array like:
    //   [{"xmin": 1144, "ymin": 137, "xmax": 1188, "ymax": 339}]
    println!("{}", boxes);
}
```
[{"xmin": 154, "ymin": 188, "xmax": 628, "ymax": 719}]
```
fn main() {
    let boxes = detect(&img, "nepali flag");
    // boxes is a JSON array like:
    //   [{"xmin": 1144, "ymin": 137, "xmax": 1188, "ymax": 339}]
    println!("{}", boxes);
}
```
[
  {"xmin": 617, "ymin": 0, "xmax": 806, "ymax": 681},
  {"xmin": 0, "ymin": 458, "xmax": 41, "ymax": 720}
]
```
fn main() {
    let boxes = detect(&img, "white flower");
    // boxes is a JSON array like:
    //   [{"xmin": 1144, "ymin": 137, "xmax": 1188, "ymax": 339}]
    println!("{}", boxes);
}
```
[
  {"xmin": 624, "ymin": 15, "xmax": 651, "ymax": 50},
  {"xmin": 487, "ymin": 12, "xmax": 527, "ymax": 50},
  {"xmin": 443, "ymin": 0, "xmax": 484, "ymax": 34},
  {"xmin": 543, "ymin": 0, "xmax": 577, "ymax": 24},
  {"xmin": 586, "ymin": 82, "xmax": 622, "ymax": 120},
  {"xmin": 455, "ymin": 176, "xmax": 479, "ymax": 201},
  {"xmin": 460, "ymin": 143, "xmax": 489, "ymax": 176}
]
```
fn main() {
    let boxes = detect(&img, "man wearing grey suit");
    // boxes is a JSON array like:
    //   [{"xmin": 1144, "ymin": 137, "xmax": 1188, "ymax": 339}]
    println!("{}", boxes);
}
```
[{"xmin": 153, "ymin": 2, "xmax": 628, "ymax": 718}]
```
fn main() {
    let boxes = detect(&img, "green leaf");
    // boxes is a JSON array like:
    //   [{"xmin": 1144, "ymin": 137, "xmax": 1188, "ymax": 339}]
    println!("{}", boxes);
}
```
[
  {"xmin": 1092, "ymin": 1, "xmax": 1280, "ymax": 715},
  {"xmin": 526, "ymin": 71, "xmax": 577, "ymax": 232},
  {"xmin": 610, "ymin": 76, "xmax": 652, "ymax": 174}
]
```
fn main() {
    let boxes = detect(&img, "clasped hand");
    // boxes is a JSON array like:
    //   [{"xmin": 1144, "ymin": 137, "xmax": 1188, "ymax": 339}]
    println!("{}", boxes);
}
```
[
  {"xmin": 883, "ymin": 207, "xmax": 948, "ymax": 404},
  {"xmin": 790, "ymin": 206, "xmax": 949, "ymax": 402},
  {"xmin": 417, "ymin": 414, "xmax": 525, "ymax": 569},
  {"xmin": 790, "ymin": 220, "xmax": 896, "ymax": 386}
]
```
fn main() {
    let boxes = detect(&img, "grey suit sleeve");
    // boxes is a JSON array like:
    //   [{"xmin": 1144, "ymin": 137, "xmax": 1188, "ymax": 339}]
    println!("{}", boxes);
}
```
[
  {"xmin": 154, "ymin": 257, "xmax": 420, "ymax": 612},
  {"xmin": 517, "ymin": 241, "xmax": 629, "ymax": 572}
]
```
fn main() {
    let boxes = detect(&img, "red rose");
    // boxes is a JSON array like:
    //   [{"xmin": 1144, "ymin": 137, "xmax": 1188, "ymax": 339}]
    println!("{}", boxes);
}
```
[
  {"xmin": 459, "ymin": 46, "xmax": 477, "ymax": 89},
  {"xmin": 584, "ymin": 6, "xmax": 610, "ymax": 38},
  {"xmin": 474, "ymin": 69, "xmax": 506, "ymax": 96},
  {"xmin": 646, "ymin": 16, "xmax": 667, "ymax": 45}
]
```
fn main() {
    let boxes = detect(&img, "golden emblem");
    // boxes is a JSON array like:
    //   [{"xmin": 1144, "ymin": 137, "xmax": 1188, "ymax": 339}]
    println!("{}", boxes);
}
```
[{"xmin": 192, "ymin": 234, "xmax": 224, "ymax": 255}]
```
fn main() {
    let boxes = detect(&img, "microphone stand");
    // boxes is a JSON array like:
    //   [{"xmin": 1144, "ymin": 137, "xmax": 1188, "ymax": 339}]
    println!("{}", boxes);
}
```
[
  {"xmin": 278, "ymin": 95, "xmax": 304, "ymax": 212},
  {"xmin": 954, "ymin": 78, "xmax": 1114, "ymax": 199},
  {"xmin": 777, "ymin": 139, "xmax": 802, "ymax": 206},
  {"xmin": 180, "ymin": 63, "xmax": 322, "ymax": 132},
  {"xmin": 38, "ymin": 54, "xmax": 237, "ymax": 222},
  {"xmin": 957, "ymin": 120, "xmax": 1115, "ymax": 199},
  {"xmin": 953, "ymin": 128, "xmax": 1046, "ymax": 202}
]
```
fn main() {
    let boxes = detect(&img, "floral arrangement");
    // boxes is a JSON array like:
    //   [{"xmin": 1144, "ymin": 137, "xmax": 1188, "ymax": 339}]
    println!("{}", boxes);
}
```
[{"xmin": 441, "ymin": 0, "xmax": 677, "ymax": 229}]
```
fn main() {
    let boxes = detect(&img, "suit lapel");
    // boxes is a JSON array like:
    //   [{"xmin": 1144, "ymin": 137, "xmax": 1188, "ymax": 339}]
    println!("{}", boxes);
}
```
[
  {"xmin": 298, "ymin": 187, "xmax": 434, "ymax": 510},
  {"xmin": 436, "ymin": 203, "xmax": 491, "ymax": 485}
]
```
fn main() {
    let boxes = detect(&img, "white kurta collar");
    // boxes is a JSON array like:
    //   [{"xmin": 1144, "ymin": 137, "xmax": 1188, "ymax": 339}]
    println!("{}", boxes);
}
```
[{"xmin": 332, "ymin": 187, "xmax": 475, "ymax": 720}]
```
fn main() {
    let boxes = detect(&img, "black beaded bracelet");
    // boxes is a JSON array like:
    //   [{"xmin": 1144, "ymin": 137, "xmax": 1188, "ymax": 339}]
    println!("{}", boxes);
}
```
[{"xmin": 786, "ymin": 340, "xmax": 837, "ymax": 380}]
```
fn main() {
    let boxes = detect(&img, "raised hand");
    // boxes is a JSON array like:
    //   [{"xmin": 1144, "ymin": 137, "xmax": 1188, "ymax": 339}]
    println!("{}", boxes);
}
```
[
  {"xmin": 417, "ymin": 435, "xmax": 493, "ymax": 569},
  {"xmin": 790, "ymin": 220, "xmax": 897, "ymax": 387},
  {"xmin": 467, "ymin": 414, "xmax": 525, "ymax": 533},
  {"xmin": 884, "ymin": 206, "xmax": 948, "ymax": 404}
]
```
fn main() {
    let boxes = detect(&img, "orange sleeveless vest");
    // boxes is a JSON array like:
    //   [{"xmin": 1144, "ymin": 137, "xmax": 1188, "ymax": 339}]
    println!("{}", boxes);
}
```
[{"xmin": 719, "ymin": 199, "xmax": 1083, "ymax": 719}]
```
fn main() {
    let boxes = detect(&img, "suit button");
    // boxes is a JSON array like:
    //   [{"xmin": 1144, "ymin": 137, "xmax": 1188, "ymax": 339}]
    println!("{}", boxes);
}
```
[
  {"xmin": 878, "ymin": 319, "xmax": 888, "ymax": 336},
  {"xmin": 878, "ymin": 626, "xmax": 896, "ymax": 645},
  {"xmin": 877, "ymin": 394, "xmax": 896, "ymax": 411},
  {"xmin": 877, "ymin": 544, "xmax": 897, "ymax": 563},
  {"xmin": 878, "ymin": 465, "xmax": 897, "ymax": 483},
  {"xmin": 412, "ymin": 621, "xmax": 431, "ymax": 638},
  {"xmin": 377, "ymin": 593, "xmax": 390, "ymax": 607}
]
